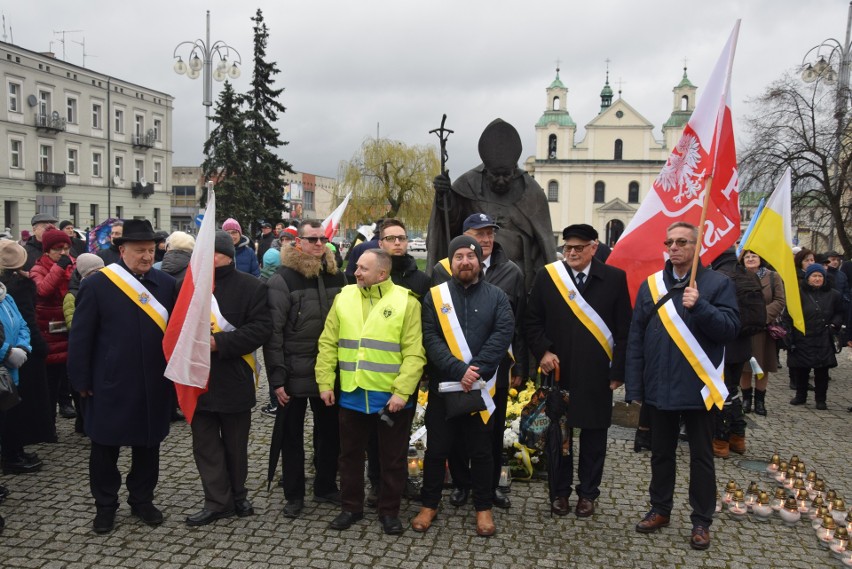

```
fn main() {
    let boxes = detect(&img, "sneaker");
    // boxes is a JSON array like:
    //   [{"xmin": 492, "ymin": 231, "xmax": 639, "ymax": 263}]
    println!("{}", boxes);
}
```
[{"xmin": 260, "ymin": 404, "xmax": 277, "ymax": 417}]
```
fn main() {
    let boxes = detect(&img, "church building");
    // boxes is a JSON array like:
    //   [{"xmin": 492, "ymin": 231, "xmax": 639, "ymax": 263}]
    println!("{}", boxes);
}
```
[{"xmin": 525, "ymin": 68, "xmax": 697, "ymax": 246}]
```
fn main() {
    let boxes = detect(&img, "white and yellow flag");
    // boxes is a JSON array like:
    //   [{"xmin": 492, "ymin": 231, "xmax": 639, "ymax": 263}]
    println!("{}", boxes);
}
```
[{"xmin": 740, "ymin": 167, "xmax": 804, "ymax": 333}]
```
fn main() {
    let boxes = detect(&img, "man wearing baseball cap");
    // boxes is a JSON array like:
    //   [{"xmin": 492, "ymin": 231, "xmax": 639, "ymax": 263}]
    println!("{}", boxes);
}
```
[{"xmin": 431, "ymin": 212, "xmax": 526, "ymax": 510}]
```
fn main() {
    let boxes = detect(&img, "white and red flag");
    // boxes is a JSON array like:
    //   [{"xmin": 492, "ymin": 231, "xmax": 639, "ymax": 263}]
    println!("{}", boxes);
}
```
[
  {"xmin": 321, "ymin": 191, "xmax": 352, "ymax": 241},
  {"xmin": 608, "ymin": 21, "xmax": 741, "ymax": 300},
  {"xmin": 163, "ymin": 188, "xmax": 217, "ymax": 423}
]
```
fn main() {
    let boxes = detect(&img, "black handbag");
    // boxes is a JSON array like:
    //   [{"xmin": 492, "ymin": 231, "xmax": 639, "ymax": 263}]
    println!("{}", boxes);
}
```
[
  {"xmin": 442, "ymin": 389, "xmax": 487, "ymax": 419},
  {"xmin": 0, "ymin": 366, "xmax": 21, "ymax": 411}
]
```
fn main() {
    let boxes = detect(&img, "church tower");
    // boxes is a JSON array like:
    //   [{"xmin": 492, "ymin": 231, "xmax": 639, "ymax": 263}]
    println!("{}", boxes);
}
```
[
  {"xmin": 599, "ymin": 71, "xmax": 613, "ymax": 113},
  {"xmin": 662, "ymin": 67, "xmax": 697, "ymax": 149},
  {"xmin": 535, "ymin": 68, "xmax": 576, "ymax": 161}
]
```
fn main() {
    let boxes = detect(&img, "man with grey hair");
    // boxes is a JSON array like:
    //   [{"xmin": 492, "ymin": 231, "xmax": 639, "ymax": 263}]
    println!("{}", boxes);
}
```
[{"xmin": 23, "ymin": 212, "xmax": 59, "ymax": 270}]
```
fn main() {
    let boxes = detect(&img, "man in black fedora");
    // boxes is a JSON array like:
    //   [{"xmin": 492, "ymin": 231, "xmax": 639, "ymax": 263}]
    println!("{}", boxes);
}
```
[{"xmin": 68, "ymin": 219, "xmax": 177, "ymax": 535}]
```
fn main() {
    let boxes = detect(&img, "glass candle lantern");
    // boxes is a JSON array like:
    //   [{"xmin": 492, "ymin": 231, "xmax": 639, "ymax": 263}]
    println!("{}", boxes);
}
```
[
  {"xmin": 752, "ymin": 492, "xmax": 773, "ymax": 522},
  {"xmin": 780, "ymin": 496, "xmax": 802, "ymax": 526}
]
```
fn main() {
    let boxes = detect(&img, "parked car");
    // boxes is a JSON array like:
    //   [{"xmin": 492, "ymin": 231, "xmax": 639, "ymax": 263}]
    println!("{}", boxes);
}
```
[{"xmin": 409, "ymin": 238, "xmax": 426, "ymax": 252}]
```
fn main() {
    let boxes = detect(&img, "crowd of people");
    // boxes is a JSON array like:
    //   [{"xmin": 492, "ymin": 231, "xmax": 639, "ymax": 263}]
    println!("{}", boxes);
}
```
[{"xmin": 0, "ymin": 208, "xmax": 850, "ymax": 553}]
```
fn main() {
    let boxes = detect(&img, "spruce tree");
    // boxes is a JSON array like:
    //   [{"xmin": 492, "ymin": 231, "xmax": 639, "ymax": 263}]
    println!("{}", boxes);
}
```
[{"xmin": 242, "ymin": 8, "xmax": 294, "ymax": 231}]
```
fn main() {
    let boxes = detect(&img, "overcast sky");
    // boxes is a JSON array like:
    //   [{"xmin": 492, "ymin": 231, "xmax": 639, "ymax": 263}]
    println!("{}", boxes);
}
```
[{"xmin": 6, "ymin": 0, "xmax": 849, "ymax": 179}]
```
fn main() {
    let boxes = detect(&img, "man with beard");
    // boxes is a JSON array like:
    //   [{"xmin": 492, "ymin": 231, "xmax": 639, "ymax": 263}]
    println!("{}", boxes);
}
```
[
  {"xmin": 426, "ymin": 119, "xmax": 555, "ymax": 291},
  {"xmin": 431, "ymin": 213, "xmax": 526, "ymax": 510},
  {"xmin": 413, "ymin": 236, "xmax": 513, "ymax": 537}
]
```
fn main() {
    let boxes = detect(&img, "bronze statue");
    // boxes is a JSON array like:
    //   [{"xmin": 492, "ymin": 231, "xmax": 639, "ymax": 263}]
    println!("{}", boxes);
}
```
[{"xmin": 426, "ymin": 118, "xmax": 555, "ymax": 290}]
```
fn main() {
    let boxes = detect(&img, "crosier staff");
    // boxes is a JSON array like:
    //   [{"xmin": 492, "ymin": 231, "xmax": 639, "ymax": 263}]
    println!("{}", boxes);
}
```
[{"xmin": 429, "ymin": 114, "xmax": 454, "ymax": 248}]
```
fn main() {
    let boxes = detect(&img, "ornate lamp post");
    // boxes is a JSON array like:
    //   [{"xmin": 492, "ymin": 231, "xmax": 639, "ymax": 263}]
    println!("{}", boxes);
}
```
[{"xmin": 172, "ymin": 10, "xmax": 242, "ymax": 141}]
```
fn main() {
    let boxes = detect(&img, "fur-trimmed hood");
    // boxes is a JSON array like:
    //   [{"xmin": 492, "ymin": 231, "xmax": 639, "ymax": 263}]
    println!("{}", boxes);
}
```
[{"xmin": 281, "ymin": 244, "xmax": 339, "ymax": 278}]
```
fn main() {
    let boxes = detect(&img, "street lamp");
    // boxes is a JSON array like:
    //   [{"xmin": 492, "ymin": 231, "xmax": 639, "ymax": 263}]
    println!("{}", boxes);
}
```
[{"xmin": 172, "ymin": 10, "xmax": 242, "ymax": 141}]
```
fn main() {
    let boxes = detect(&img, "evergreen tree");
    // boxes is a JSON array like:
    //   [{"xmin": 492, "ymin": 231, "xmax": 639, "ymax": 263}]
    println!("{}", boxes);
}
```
[
  {"xmin": 201, "ymin": 81, "xmax": 253, "ymax": 226},
  {"xmin": 242, "ymin": 8, "xmax": 293, "ymax": 231}
]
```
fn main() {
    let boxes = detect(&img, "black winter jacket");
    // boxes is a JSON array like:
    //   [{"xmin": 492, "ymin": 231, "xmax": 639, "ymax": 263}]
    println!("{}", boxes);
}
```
[
  {"xmin": 390, "ymin": 254, "xmax": 430, "ymax": 299},
  {"xmin": 160, "ymin": 249, "xmax": 192, "ymax": 281},
  {"xmin": 263, "ymin": 246, "xmax": 346, "ymax": 397},
  {"xmin": 785, "ymin": 279, "xmax": 844, "ymax": 369}
]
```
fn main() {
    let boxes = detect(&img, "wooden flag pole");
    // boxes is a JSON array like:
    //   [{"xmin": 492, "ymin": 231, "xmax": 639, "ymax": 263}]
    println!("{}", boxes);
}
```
[{"xmin": 689, "ymin": 175, "xmax": 714, "ymax": 288}]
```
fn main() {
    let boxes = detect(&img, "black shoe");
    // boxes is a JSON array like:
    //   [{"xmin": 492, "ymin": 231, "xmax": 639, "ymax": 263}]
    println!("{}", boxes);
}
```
[
  {"xmin": 492, "ymin": 488, "xmax": 511, "ymax": 509},
  {"xmin": 1, "ymin": 456, "xmax": 43, "ymax": 475},
  {"xmin": 130, "ymin": 503, "xmax": 164, "ymax": 526},
  {"xmin": 93, "ymin": 508, "xmax": 116, "ymax": 534},
  {"xmin": 329, "ymin": 511, "xmax": 363, "ymax": 530},
  {"xmin": 59, "ymin": 403, "xmax": 77, "ymax": 419},
  {"xmin": 789, "ymin": 381, "xmax": 796, "ymax": 390},
  {"xmin": 260, "ymin": 403, "xmax": 277, "ymax": 417},
  {"xmin": 185, "ymin": 508, "xmax": 235, "ymax": 527},
  {"xmin": 235, "ymin": 499, "xmax": 254, "ymax": 517},
  {"xmin": 365, "ymin": 485, "xmax": 379, "ymax": 508},
  {"xmin": 633, "ymin": 429, "xmax": 652, "ymax": 452},
  {"xmin": 313, "ymin": 491, "xmax": 342, "ymax": 505},
  {"xmin": 790, "ymin": 397, "xmax": 806, "ymax": 406},
  {"xmin": 816, "ymin": 401, "xmax": 828, "ymax": 410},
  {"xmin": 282, "ymin": 498, "xmax": 304, "ymax": 518},
  {"xmin": 379, "ymin": 515, "xmax": 404, "ymax": 535},
  {"xmin": 449, "ymin": 488, "xmax": 470, "ymax": 507}
]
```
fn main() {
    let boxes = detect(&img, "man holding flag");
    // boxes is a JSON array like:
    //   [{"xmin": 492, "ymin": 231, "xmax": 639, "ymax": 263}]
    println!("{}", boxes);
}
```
[
  {"xmin": 68, "ymin": 219, "xmax": 176, "ymax": 535},
  {"xmin": 626, "ymin": 221, "xmax": 740, "ymax": 551}
]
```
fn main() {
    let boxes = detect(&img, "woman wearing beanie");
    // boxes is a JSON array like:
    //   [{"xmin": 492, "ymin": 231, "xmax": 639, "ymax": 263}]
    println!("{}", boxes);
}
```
[
  {"xmin": 787, "ymin": 263, "xmax": 845, "ymax": 409},
  {"xmin": 29, "ymin": 228, "xmax": 76, "ymax": 427},
  {"xmin": 63, "ymin": 253, "xmax": 104, "ymax": 331},
  {"xmin": 222, "ymin": 219, "xmax": 259, "ymax": 278}
]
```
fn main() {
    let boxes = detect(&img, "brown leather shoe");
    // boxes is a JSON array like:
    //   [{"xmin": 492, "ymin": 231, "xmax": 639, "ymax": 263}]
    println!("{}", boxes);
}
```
[
  {"xmin": 690, "ymin": 525, "xmax": 711, "ymax": 550},
  {"xmin": 410, "ymin": 507, "xmax": 438, "ymax": 533},
  {"xmin": 712, "ymin": 438, "xmax": 729, "ymax": 459},
  {"xmin": 575, "ymin": 497, "xmax": 595, "ymax": 518},
  {"xmin": 635, "ymin": 510, "xmax": 670, "ymax": 533},
  {"xmin": 551, "ymin": 496, "xmax": 570, "ymax": 516},
  {"xmin": 728, "ymin": 434, "xmax": 746, "ymax": 455},
  {"xmin": 475, "ymin": 509, "xmax": 496, "ymax": 537}
]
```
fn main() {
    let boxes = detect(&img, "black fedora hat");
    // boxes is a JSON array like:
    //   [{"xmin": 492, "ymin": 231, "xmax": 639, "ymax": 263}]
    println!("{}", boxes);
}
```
[{"xmin": 114, "ymin": 219, "xmax": 157, "ymax": 246}]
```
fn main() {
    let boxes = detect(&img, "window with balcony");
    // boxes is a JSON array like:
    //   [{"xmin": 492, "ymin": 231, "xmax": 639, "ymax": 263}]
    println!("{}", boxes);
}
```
[
  {"xmin": 38, "ymin": 90, "xmax": 51, "ymax": 117},
  {"xmin": 135, "ymin": 115, "xmax": 144, "ymax": 137},
  {"xmin": 66, "ymin": 97, "xmax": 77, "ymax": 124},
  {"xmin": 10, "ymin": 139, "xmax": 22, "ymax": 169},
  {"xmin": 8, "ymin": 81, "xmax": 20, "ymax": 112},
  {"xmin": 114, "ymin": 108, "xmax": 124, "ymax": 133},
  {"xmin": 39, "ymin": 144, "xmax": 53, "ymax": 172},
  {"xmin": 92, "ymin": 103, "xmax": 102, "ymax": 130},
  {"xmin": 92, "ymin": 152, "xmax": 102, "ymax": 177},
  {"xmin": 67, "ymin": 148, "xmax": 78, "ymax": 174},
  {"xmin": 135, "ymin": 159, "xmax": 144, "ymax": 182}
]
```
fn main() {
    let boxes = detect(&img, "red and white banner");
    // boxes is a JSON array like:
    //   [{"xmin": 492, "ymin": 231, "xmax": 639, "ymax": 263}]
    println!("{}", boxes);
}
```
[
  {"xmin": 321, "ymin": 191, "xmax": 352, "ymax": 240},
  {"xmin": 163, "ymin": 189, "xmax": 216, "ymax": 423},
  {"xmin": 608, "ymin": 21, "xmax": 741, "ymax": 301}
]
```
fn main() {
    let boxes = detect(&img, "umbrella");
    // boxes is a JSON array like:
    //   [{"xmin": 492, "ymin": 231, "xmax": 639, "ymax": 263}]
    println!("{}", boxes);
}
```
[
  {"xmin": 543, "ymin": 364, "xmax": 572, "ymax": 502},
  {"xmin": 266, "ymin": 402, "xmax": 288, "ymax": 491}
]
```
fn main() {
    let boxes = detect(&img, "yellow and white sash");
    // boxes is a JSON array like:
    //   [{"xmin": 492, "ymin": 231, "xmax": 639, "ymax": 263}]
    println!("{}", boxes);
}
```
[
  {"xmin": 101, "ymin": 263, "xmax": 169, "ymax": 333},
  {"xmin": 210, "ymin": 295, "xmax": 260, "ymax": 387},
  {"xmin": 430, "ymin": 282, "xmax": 496, "ymax": 424},
  {"xmin": 438, "ymin": 257, "xmax": 451, "ymax": 275},
  {"xmin": 647, "ymin": 271, "xmax": 728, "ymax": 410},
  {"xmin": 545, "ymin": 261, "xmax": 614, "ymax": 362}
]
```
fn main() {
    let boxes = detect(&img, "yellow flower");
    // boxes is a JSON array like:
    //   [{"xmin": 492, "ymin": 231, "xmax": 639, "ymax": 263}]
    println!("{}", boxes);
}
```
[{"xmin": 508, "ymin": 388, "xmax": 518, "ymax": 398}]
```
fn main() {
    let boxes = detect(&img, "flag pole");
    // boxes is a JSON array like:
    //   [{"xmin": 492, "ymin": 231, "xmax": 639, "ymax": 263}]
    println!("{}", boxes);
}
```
[{"xmin": 689, "ymin": 175, "xmax": 714, "ymax": 288}]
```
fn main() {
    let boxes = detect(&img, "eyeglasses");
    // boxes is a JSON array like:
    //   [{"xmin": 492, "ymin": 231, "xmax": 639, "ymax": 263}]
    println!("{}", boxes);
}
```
[
  {"xmin": 663, "ymin": 238, "xmax": 696, "ymax": 249},
  {"xmin": 381, "ymin": 235, "xmax": 408, "ymax": 243},
  {"xmin": 300, "ymin": 236, "xmax": 328, "ymax": 244},
  {"xmin": 563, "ymin": 243, "xmax": 592, "ymax": 253}
]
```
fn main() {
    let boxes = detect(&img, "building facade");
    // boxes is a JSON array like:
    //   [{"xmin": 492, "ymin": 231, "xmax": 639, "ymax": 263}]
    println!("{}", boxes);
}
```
[
  {"xmin": 0, "ymin": 41, "xmax": 173, "ymax": 236},
  {"xmin": 525, "ymin": 69, "xmax": 697, "ymax": 245}
]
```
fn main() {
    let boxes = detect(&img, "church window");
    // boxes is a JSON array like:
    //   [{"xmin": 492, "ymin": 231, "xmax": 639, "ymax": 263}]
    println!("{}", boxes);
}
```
[
  {"xmin": 594, "ymin": 181, "xmax": 605, "ymax": 203},
  {"xmin": 614, "ymin": 139, "xmax": 623, "ymax": 160},
  {"xmin": 681, "ymin": 95, "xmax": 689, "ymax": 111},
  {"xmin": 548, "ymin": 180, "xmax": 559, "ymax": 202},
  {"xmin": 552, "ymin": 96, "xmax": 560, "ymax": 111},
  {"xmin": 628, "ymin": 181, "xmax": 639, "ymax": 203},
  {"xmin": 548, "ymin": 134, "xmax": 557, "ymax": 159}
]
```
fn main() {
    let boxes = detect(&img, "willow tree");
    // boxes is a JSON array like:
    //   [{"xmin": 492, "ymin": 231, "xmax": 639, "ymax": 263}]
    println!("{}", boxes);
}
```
[{"xmin": 337, "ymin": 137, "xmax": 440, "ymax": 232}]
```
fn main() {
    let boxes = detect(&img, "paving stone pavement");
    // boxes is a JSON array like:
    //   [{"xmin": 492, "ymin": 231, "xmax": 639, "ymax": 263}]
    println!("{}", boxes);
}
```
[{"xmin": 1, "ymin": 351, "xmax": 851, "ymax": 568}]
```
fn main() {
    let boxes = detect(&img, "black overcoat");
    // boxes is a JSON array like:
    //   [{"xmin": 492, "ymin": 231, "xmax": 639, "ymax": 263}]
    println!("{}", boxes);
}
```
[
  {"xmin": 67, "ymin": 261, "xmax": 176, "ymax": 447},
  {"xmin": 526, "ymin": 258, "xmax": 632, "ymax": 429}
]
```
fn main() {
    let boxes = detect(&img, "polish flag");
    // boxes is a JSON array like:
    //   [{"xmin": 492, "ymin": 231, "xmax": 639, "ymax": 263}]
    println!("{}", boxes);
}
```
[
  {"xmin": 321, "ymin": 191, "xmax": 352, "ymax": 241},
  {"xmin": 163, "ymin": 188, "xmax": 216, "ymax": 423},
  {"xmin": 608, "ymin": 22, "xmax": 741, "ymax": 300}
]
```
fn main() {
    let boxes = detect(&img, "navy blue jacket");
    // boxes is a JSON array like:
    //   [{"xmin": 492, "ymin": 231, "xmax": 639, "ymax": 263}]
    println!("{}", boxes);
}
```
[
  {"xmin": 421, "ymin": 276, "xmax": 514, "ymax": 391},
  {"xmin": 625, "ymin": 262, "xmax": 740, "ymax": 411},
  {"xmin": 67, "ymin": 262, "xmax": 176, "ymax": 447},
  {"xmin": 234, "ymin": 235, "xmax": 260, "ymax": 277}
]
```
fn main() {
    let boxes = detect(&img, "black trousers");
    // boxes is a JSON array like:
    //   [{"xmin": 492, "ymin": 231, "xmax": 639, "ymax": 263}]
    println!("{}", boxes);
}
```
[
  {"xmin": 339, "ymin": 406, "xmax": 413, "ymax": 517},
  {"xmin": 567, "ymin": 428, "xmax": 608, "ymax": 501},
  {"xmin": 421, "ymin": 391, "xmax": 493, "ymax": 511},
  {"xmin": 715, "ymin": 361, "xmax": 746, "ymax": 439},
  {"xmin": 191, "ymin": 409, "xmax": 251, "ymax": 512},
  {"xmin": 448, "ymin": 387, "xmax": 508, "ymax": 491},
  {"xmin": 89, "ymin": 441, "xmax": 160, "ymax": 510},
  {"xmin": 791, "ymin": 366, "xmax": 829, "ymax": 402},
  {"xmin": 280, "ymin": 396, "xmax": 339, "ymax": 501},
  {"xmin": 45, "ymin": 362, "xmax": 72, "ymax": 419},
  {"xmin": 647, "ymin": 404, "xmax": 716, "ymax": 528}
]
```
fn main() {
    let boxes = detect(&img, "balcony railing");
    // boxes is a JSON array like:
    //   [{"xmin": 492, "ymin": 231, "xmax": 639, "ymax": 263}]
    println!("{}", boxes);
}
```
[
  {"xmin": 34, "ymin": 112, "xmax": 67, "ymax": 133},
  {"xmin": 132, "ymin": 181, "xmax": 155, "ymax": 198},
  {"xmin": 35, "ymin": 171, "xmax": 66, "ymax": 191},
  {"xmin": 132, "ymin": 131, "xmax": 156, "ymax": 149}
]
